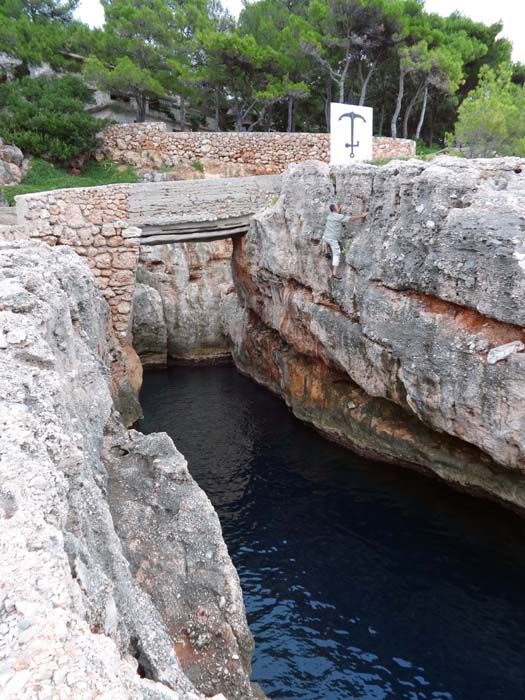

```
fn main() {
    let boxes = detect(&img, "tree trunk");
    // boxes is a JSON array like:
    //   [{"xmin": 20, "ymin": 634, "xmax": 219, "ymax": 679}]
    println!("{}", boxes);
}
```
[
  {"xmin": 180, "ymin": 95, "xmax": 186, "ymax": 131},
  {"xmin": 235, "ymin": 110, "xmax": 243, "ymax": 131},
  {"xmin": 338, "ymin": 79, "xmax": 345, "ymax": 103},
  {"xmin": 136, "ymin": 93, "xmax": 147, "ymax": 122},
  {"xmin": 402, "ymin": 79, "xmax": 425, "ymax": 139},
  {"xmin": 339, "ymin": 55, "xmax": 352, "ymax": 102},
  {"xmin": 415, "ymin": 84, "xmax": 428, "ymax": 140},
  {"xmin": 391, "ymin": 64, "xmax": 406, "ymax": 139},
  {"xmin": 325, "ymin": 79, "xmax": 332, "ymax": 132},
  {"xmin": 358, "ymin": 61, "xmax": 376, "ymax": 106},
  {"xmin": 378, "ymin": 103, "xmax": 385, "ymax": 136},
  {"xmin": 214, "ymin": 89, "xmax": 221, "ymax": 132},
  {"xmin": 287, "ymin": 96, "xmax": 294, "ymax": 132},
  {"xmin": 262, "ymin": 104, "xmax": 272, "ymax": 131}
]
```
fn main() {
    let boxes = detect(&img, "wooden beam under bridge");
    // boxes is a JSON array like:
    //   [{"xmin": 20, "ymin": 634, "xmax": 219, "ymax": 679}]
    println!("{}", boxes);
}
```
[{"xmin": 139, "ymin": 215, "xmax": 252, "ymax": 245}]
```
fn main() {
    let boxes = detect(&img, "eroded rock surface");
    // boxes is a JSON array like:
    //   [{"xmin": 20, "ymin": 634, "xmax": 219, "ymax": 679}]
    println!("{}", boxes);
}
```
[
  {"xmin": 0, "ymin": 241, "xmax": 254, "ymax": 699},
  {"xmin": 0, "ymin": 139, "xmax": 26, "ymax": 185},
  {"xmin": 223, "ymin": 157, "xmax": 525, "ymax": 511},
  {"xmin": 104, "ymin": 429, "xmax": 254, "ymax": 700},
  {"xmin": 134, "ymin": 240, "xmax": 234, "ymax": 364}
]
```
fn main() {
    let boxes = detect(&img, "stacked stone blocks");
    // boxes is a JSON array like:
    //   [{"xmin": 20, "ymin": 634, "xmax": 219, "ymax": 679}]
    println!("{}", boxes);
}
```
[
  {"xmin": 16, "ymin": 186, "xmax": 140, "ymax": 340},
  {"xmin": 99, "ymin": 123, "xmax": 415, "ymax": 172}
]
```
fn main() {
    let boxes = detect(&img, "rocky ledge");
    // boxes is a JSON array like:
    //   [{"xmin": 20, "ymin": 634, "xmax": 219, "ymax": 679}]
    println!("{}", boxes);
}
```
[
  {"xmin": 0, "ymin": 241, "xmax": 255, "ymax": 700},
  {"xmin": 223, "ymin": 157, "xmax": 525, "ymax": 512}
]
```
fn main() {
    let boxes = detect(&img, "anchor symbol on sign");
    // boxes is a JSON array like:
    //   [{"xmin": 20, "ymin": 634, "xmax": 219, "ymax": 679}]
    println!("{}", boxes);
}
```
[{"xmin": 338, "ymin": 111, "xmax": 367, "ymax": 158}]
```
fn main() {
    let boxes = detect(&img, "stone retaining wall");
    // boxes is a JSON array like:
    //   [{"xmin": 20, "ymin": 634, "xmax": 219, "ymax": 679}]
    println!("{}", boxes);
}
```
[
  {"xmin": 99, "ymin": 123, "xmax": 415, "ymax": 173},
  {"xmin": 16, "ymin": 186, "xmax": 140, "ymax": 340},
  {"xmin": 372, "ymin": 136, "xmax": 416, "ymax": 159}
]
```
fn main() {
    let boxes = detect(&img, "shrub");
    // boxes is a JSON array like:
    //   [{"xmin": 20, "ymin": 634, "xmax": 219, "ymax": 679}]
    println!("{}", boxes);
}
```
[
  {"xmin": 0, "ymin": 75, "xmax": 106, "ymax": 166},
  {"xmin": 415, "ymin": 139, "xmax": 441, "ymax": 156},
  {"xmin": 448, "ymin": 65, "xmax": 525, "ymax": 158}
]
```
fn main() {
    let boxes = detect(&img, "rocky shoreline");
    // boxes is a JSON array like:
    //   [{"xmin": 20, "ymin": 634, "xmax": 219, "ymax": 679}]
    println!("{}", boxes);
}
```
[
  {"xmin": 0, "ymin": 241, "xmax": 256, "ymax": 700},
  {"xmin": 130, "ymin": 156, "xmax": 525, "ymax": 512}
]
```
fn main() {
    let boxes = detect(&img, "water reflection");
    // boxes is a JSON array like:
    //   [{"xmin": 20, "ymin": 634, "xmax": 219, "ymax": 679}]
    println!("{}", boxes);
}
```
[{"xmin": 139, "ymin": 364, "xmax": 525, "ymax": 700}]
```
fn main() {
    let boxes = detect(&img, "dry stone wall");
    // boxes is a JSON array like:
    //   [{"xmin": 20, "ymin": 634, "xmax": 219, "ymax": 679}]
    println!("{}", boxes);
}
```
[
  {"xmin": 16, "ymin": 186, "xmax": 140, "ymax": 341},
  {"xmin": 372, "ymin": 136, "xmax": 417, "ymax": 159},
  {"xmin": 99, "ymin": 122, "xmax": 415, "ymax": 173}
]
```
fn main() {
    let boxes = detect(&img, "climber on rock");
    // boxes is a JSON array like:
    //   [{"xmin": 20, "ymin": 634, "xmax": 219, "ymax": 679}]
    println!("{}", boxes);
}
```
[{"xmin": 322, "ymin": 203, "xmax": 368, "ymax": 280}]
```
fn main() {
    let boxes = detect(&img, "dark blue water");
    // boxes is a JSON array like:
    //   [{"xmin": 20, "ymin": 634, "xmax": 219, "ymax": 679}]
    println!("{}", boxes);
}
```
[{"xmin": 138, "ymin": 364, "xmax": 525, "ymax": 700}]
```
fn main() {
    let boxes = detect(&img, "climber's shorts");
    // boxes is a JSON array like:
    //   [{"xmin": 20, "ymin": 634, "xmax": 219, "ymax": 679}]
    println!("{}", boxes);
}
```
[{"xmin": 323, "ymin": 238, "xmax": 341, "ymax": 267}]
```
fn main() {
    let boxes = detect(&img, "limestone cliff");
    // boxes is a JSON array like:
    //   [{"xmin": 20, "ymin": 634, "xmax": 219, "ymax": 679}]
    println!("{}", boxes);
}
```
[
  {"xmin": 223, "ymin": 158, "xmax": 525, "ymax": 511},
  {"xmin": 133, "ymin": 240, "xmax": 233, "ymax": 365},
  {"xmin": 0, "ymin": 241, "xmax": 254, "ymax": 700}
]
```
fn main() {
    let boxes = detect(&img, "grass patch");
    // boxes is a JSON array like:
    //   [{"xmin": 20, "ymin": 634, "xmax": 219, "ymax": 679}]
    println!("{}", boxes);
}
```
[
  {"xmin": 191, "ymin": 160, "xmax": 204, "ymax": 173},
  {"xmin": 0, "ymin": 158, "xmax": 139, "ymax": 205},
  {"xmin": 368, "ymin": 157, "xmax": 392, "ymax": 166},
  {"xmin": 367, "ymin": 156, "xmax": 411, "ymax": 166},
  {"xmin": 415, "ymin": 140, "xmax": 442, "ymax": 157}
]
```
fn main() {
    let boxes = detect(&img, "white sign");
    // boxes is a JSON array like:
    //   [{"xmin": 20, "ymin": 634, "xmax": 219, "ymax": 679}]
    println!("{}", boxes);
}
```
[{"xmin": 330, "ymin": 103, "xmax": 373, "ymax": 165}]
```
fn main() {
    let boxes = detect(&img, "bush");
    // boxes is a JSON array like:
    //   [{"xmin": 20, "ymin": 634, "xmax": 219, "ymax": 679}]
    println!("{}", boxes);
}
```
[
  {"xmin": 0, "ymin": 75, "xmax": 106, "ymax": 166},
  {"xmin": 448, "ymin": 66, "xmax": 525, "ymax": 158},
  {"xmin": 415, "ymin": 139, "xmax": 441, "ymax": 156}
]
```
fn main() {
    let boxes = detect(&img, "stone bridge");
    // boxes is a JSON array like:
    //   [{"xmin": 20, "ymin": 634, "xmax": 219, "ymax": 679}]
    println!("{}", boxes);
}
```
[{"xmin": 7, "ymin": 175, "xmax": 281, "ymax": 341}]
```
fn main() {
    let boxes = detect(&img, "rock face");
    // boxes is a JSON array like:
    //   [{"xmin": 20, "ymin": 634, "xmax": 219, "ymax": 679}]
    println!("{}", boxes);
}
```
[
  {"xmin": 104, "ymin": 429, "xmax": 254, "ymax": 699},
  {"xmin": 133, "ymin": 240, "xmax": 234, "ymax": 365},
  {"xmin": 0, "ymin": 139, "xmax": 26, "ymax": 185},
  {"xmin": 132, "ymin": 282, "xmax": 169, "ymax": 366},
  {"xmin": 223, "ymin": 157, "xmax": 525, "ymax": 511},
  {"xmin": 0, "ymin": 241, "xmax": 254, "ymax": 699}
]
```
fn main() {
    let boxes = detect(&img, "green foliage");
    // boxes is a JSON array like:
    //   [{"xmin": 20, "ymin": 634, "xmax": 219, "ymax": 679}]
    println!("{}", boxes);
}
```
[
  {"xmin": 84, "ymin": 55, "xmax": 166, "ymax": 102},
  {"xmin": 0, "ymin": 0, "xmax": 518, "ymax": 143},
  {"xmin": 0, "ymin": 75, "xmax": 105, "ymax": 164},
  {"xmin": 191, "ymin": 160, "xmax": 204, "ymax": 172},
  {"xmin": 0, "ymin": 158, "xmax": 138, "ymax": 205},
  {"xmin": 449, "ymin": 65, "xmax": 525, "ymax": 157},
  {"xmin": 6, "ymin": 0, "xmax": 79, "ymax": 23},
  {"xmin": 0, "ymin": 0, "xmax": 85, "ymax": 72},
  {"xmin": 415, "ymin": 139, "xmax": 441, "ymax": 156},
  {"xmin": 83, "ymin": 0, "xmax": 181, "ymax": 121}
]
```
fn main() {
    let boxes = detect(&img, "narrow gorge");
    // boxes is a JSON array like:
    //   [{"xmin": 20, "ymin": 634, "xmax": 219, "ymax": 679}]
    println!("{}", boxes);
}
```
[{"xmin": 2, "ymin": 154, "xmax": 525, "ymax": 700}]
